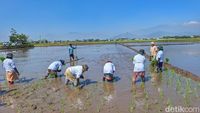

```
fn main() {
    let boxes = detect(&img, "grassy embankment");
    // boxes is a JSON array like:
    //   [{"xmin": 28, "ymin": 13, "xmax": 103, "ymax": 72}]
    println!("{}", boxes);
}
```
[
  {"xmin": 33, "ymin": 37, "xmax": 200, "ymax": 47},
  {"xmin": 1, "ymin": 37, "xmax": 200, "ymax": 48}
]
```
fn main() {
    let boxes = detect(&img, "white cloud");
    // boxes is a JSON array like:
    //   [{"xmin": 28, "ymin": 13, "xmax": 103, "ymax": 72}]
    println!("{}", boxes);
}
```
[{"xmin": 184, "ymin": 20, "xmax": 200, "ymax": 26}]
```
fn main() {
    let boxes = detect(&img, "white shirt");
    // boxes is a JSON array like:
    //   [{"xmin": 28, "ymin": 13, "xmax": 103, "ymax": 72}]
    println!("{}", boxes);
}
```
[
  {"xmin": 103, "ymin": 62, "xmax": 115, "ymax": 74},
  {"xmin": 68, "ymin": 65, "xmax": 83, "ymax": 78},
  {"xmin": 133, "ymin": 54, "xmax": 145, "ymax": 72},
  {"xmin": 48, "ymin": 61, "xmax": 62, "ymax": 71},
  {"xmin": 3, "ymin": 58, "xmax": 16, "ymax": 72},
  {"xmin": 156, "ymin": 50, "xmax": 164, "ymax": 62}
]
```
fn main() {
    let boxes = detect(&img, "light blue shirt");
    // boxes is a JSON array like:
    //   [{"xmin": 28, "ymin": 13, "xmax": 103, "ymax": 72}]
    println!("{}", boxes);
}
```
[
  {"xmin": 68, "ymin": 46, "xmax": 76, "ymax": 55},
  {"xmin": 156, "ymin": 50, "xmax": 164, "ymax": 62},
  {"xmin": 48, "ymin": 61, "xmax": 62, "ymax": 71},
  {"xmin": 3, "ymin": 58, "xmax": 16, "ymax": 72}
]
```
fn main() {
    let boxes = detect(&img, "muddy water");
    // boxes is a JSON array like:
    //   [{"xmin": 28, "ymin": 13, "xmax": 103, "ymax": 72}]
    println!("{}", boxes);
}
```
[
  {"xmin": 0, "ymin": 44, "xmax": 200, "ymax": 113},
  {"xmin": 0, "ymin": 44, "xmax": 136, "ymax": 83},
  {"xmin": 131, "ymin": 43, "xmax": 200, "ymax": 76}
]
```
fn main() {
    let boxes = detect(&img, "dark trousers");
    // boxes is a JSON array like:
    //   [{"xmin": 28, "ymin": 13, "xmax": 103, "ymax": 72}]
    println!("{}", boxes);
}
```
[{"xmin": 157, "ymin": 62, "xmax": 163, "ymax": 72}]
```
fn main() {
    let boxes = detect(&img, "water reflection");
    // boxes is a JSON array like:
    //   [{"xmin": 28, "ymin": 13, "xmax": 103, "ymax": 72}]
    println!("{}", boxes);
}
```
[
  {"xmin": 64, "ymin": 86, "xmax": 89, "ymax": 110},
  {"xmin": 131, "ymin": 84, "xmax": 147, "ymax": 112},
  {"xmin": 102, "ymin": 82, "xmax": 115, "ymax": 103}
]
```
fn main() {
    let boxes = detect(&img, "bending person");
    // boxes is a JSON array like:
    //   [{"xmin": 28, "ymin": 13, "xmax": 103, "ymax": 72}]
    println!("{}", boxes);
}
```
[
  {"xmin": 45, "ymin": 60, "xmax": 65, "ymax": 78},
  {"xmin": 65, "ymin": 64, "xmax": 89, "ymax": 87},
  {"xmin": 103, "ymin": 61, "xmax": 116, "ymax": 82}
]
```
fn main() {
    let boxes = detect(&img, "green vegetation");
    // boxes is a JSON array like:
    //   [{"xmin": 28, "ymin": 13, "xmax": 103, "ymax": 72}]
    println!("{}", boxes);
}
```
[
  {"xmin": 1, "ymin": 34, "xmax": 200, "ymax": 48},
  {"xmin": 0, "ymin": 28, "xmax": 34, "ymax": 49},
  {"xmin": 0, "ymin": 56, "xmax": 5, "ymax": 62},
  {"xmin": 32, "ymin": 36, "xmax": 200, "ymax": 47}
]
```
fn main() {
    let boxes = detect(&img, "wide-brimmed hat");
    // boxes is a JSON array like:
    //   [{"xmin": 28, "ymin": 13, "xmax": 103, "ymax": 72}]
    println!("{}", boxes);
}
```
[
  {"xmin": 151, "ymin": 42, "xmax": 155, "ymax": 45},
  {"xmin": 59, "ymin": 60, "xmax": 65, "ymax": 65},
  {"xmin": 6, "ymin": 53, "xmax": 13, "ymax": 59},
  {"xmin": 82, "ymin": 64, "xmax": 89, "ymax": 71}
]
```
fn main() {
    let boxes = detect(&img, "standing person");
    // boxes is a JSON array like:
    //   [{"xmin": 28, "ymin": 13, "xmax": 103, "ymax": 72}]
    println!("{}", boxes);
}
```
[
  {"xmin": 156, "ymin": 46, "xmax": 164, "ymax": 73},
  {"xmin": 45, "ymin": 60, "xmax": 65, "ymax": 78},
  {"xmin": 103, "ymin": 61, "xmax": 116, "ymax": 81},
  {"xmin": 150, "ymin": 42, "xmax": 158, "ymax": 61},
  {"xmin": 3, "ymin": 53, "xmax": 20, "ymax": 84},
  {"xmin": 132, "ymin": 49, "xmax": 146, "ymax": 84},
  {"xmin": 68, "ymin": 44, "xmax": 77, "ymax": 61},
  {"xmin": 65, "ymin": 64, "xmax": 89, "ymax": 87}
]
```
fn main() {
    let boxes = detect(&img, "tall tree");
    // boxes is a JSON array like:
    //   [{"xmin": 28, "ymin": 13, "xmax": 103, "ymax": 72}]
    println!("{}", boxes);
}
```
[{"xmin": 9, "ymin": 28, "xmax": 29, "ymax": 44}]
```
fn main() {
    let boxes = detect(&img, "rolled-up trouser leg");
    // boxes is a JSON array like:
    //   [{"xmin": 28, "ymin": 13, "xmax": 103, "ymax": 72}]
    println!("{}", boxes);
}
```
[{"xmin": 65, "ymin": 69, "xmax": 76, "ymax": 85}]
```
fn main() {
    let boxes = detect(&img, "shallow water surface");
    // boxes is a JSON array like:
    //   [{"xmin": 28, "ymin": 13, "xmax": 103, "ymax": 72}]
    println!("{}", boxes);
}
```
[{"xmin": 131, "ymin": 43, "xmax": 200, "ymax": 76}]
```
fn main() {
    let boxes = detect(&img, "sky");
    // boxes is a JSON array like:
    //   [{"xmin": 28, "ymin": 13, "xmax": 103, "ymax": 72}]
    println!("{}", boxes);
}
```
[{"xmin": 0, "ymin": 0, "xmax": 200, "ymax": 41}]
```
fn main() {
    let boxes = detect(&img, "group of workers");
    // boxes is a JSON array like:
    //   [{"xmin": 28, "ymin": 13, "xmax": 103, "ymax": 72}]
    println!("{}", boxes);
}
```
[
  {"xmin": 132, "ymin": 42, "xmax": 164, "ymax": 83},
  {"xmin": 2, "ymin": 42, "xmax": 163, "ymax": 86}
]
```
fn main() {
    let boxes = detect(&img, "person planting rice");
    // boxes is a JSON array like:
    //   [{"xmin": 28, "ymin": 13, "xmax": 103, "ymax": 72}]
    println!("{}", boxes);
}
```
[
  {"xmin": 103, "ymin": 61, "xmax": 116, "ymax": 82},
  {"xmin": 3, "ymin": 53, "xmax": 20, "ymax": 85},
  {"xmin": 45, "ymin": 60, "xmax": 65, "ymax": 78},
  {"xmin": 65, "ymin": 64, "xmax": 89, "ymax": 87},
  {"xmin": 150, "ymin": 42, "xmax": 158, "ymax": 61},
  {"xmin": 68, "ymin": 44, "xmax": 77, "ymax": 61},
  {"xmin": 132, "ymin": 49, "xmax": 146, "ymax": 84},
  {"xmin": 156, "ymin": 46, "xmax": 164, "ymax": 73}
]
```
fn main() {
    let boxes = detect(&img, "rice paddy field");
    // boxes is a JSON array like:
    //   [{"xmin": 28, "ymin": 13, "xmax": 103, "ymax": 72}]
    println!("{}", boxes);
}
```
[{"xmin": 0, "ymin": 43, "xmax": 200, "ymax": 113}]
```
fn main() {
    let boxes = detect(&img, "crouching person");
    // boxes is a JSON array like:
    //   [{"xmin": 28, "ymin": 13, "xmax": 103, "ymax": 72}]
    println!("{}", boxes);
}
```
[
  {"xmin": 156, "ymin": 46, "xmax": 164, "ymax": 73},
  {"xmin": 65, "ymin": 65, "xmax": 89, "ymax": 87},
  {"xmin": 132, "ymin": 49, "xmax": 146, "ymax": 84},
  {"xmin": 3, "ymin": 53, "xmax": 20, "ymax": 85},
  {"xmin": 45, "ymin": 60, "xmax": 65, "ymax": 78},
  {"xmin": 103, "ymin": 61, "xmax": 115, "ymax": 82}
]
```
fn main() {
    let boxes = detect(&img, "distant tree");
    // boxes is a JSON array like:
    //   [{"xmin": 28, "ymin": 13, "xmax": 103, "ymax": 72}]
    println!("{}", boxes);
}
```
[{"xmin": 9, "ymin": 28, "xmax": 29, "ymax": 44}]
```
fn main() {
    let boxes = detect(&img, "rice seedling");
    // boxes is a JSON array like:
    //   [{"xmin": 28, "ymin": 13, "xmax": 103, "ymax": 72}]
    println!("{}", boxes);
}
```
[
  {"xmin": 96, "ymin": 103, "xmax": 100, "ymax": 113},
  {"xmin": 60, "ymin": 98, "xmax": 65, "ymax": 113},
  {"xmin": 159, "ymin": 88, "xmax": 164, "ymax": 100},
  {"xmin": 194, "ymin": 87, "xmax": 199, "ymax": 98},
  {"xmin": 183, "ymin": 93, "xmax": 190, "ymax": 107},
  {"xmin": 129, "ymin": 89, "xmax": 136, "ymax": 113},
  {"xmin": 176, "ymin": 77, "xmax": 182, "ymax": 94},
  {"xmin": 166, "ymin": 98, "xmax": 172, "ymax": 107},
  {"xmin": 186, "ymin": 79, "xmax": 192, "ymax": 94}
]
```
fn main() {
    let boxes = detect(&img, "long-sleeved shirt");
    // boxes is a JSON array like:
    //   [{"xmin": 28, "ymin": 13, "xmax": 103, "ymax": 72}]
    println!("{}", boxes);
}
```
[
  {"xmin": 3, "ymin": 58, "xmax": 16, "ymax": 72},
  {"xmin": 133, "ymin": 54, "xmax": 146, "ymax": 72},
  {"xmin": 156, "ymin": 50, "xmax": 164, "ymax": 62},
  {"xmin": 150, "ymin": 45, "xmax": 158, "ymax": 57},
  {"xmin": 48, "ymin": 61, "xmax": 62, "ymax": 71},
  {"xmin": 68, "ymin": 46, "xmax": 76, "ymax": 55}
]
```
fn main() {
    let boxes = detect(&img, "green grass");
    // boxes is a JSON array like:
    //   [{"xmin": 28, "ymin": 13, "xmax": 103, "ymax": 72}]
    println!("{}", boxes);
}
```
[
  {"xmin": 1, "ymin": 38, "xmax": 200, "ymax": 48},
  {"xmin": 33, "ymin": 37, "xmax": 200, "ymax": 47}
]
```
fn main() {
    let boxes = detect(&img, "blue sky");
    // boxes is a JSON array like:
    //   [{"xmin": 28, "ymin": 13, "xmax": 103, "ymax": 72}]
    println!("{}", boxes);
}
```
[{"xmin": 0, "ymin": 0, "xmax": 200, "ymax": 41}]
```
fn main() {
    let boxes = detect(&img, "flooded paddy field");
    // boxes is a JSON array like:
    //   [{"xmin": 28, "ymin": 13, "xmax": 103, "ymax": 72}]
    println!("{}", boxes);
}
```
[
  {"xmin": 0, "ymin": 44, "xmax": 200, "ymax": 113},
  {"xmin": 130, "ymin": 43, "xmax": 200, "ymax": 76}
]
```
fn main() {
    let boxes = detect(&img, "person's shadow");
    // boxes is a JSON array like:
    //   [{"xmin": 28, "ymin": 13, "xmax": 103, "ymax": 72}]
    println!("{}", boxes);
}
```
[
  {"xmin": 78, "ymin": 79, "xmax": 98, "ymax": 88},
  {"xmin": 15, "ymin": 77, "xmax": 35, "ymax": 83},
  {"xmin": 0, "ymin": 88, "xmax": 17, "ymax": 96}
]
